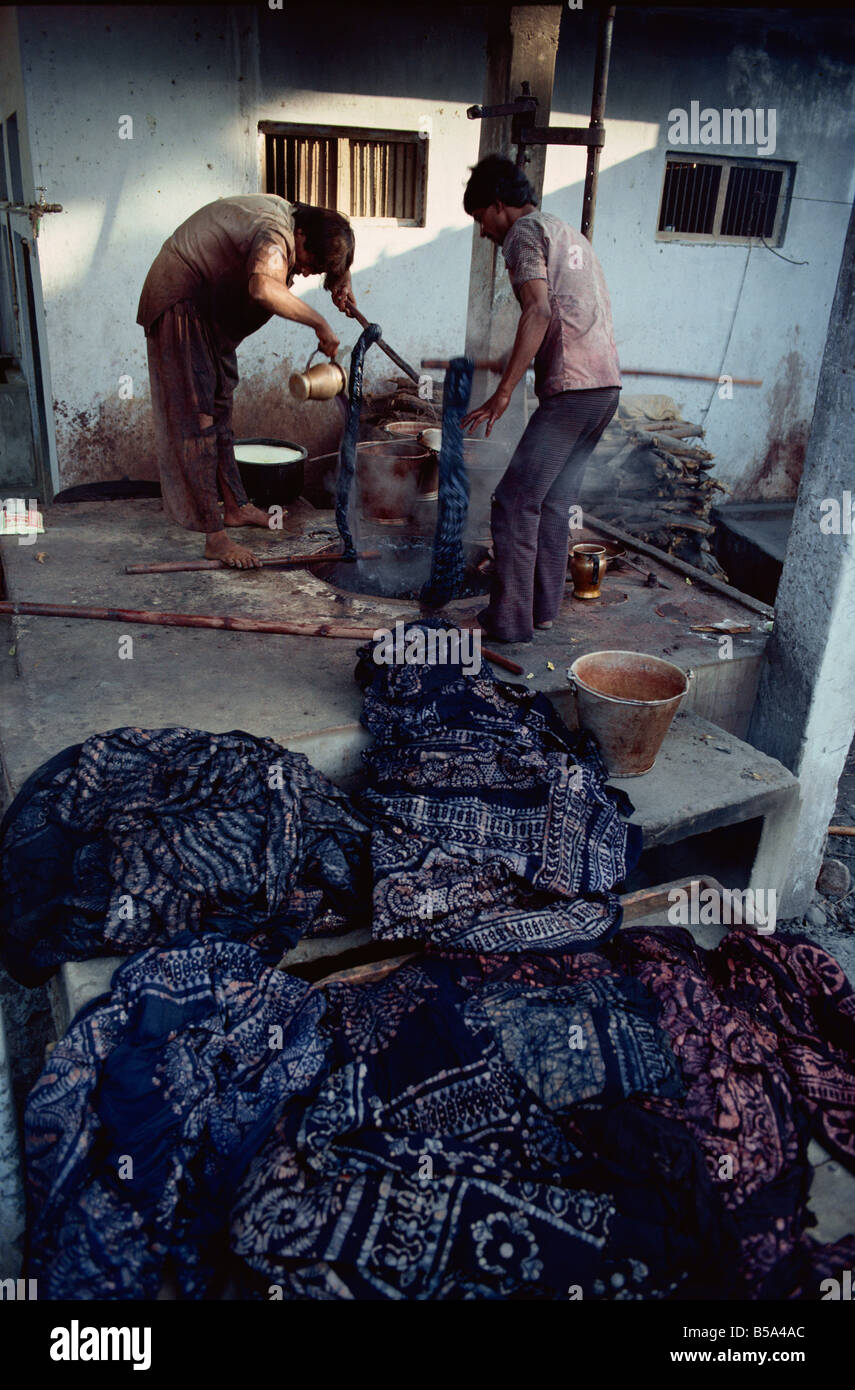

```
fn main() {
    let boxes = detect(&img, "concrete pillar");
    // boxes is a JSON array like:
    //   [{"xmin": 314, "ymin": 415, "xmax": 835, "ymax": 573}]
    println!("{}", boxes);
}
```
[
  {"xmin": 747, "ymin": 199, "xmax": 855, "ymax": 917},
  {"xmin": 464, "ymin": 4, "xmax": 563, "ymax": 424}
]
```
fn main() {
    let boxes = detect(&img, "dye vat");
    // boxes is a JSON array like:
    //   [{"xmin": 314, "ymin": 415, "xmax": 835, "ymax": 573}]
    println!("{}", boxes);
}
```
[
  {"xmin": 356, "ymin": 440, "xmax": 435, "ymax": 522},
  {"xmin": 310, "ymin": 538, "xmax": 490, "ymax": 602}
]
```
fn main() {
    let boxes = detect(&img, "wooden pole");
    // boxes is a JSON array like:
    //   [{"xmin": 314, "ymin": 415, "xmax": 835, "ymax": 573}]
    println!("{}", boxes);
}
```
[
  {"xmin": 621, "ymin": 368, "xmax": 762, "ymax": 386},
  {"xmin": 124, "ymin": 549, "xmax": 377, "ymax": 576},
  {"xmin": 582, "ymin": 513, "xmax": 775, "ymax": 618},
  {"xmin": 0, "ymin": 599, "xmax": 524, "ymax": 674},
  {"xmin": 346, "ymin": 307, "xmax": 420, "ymax": 385}
]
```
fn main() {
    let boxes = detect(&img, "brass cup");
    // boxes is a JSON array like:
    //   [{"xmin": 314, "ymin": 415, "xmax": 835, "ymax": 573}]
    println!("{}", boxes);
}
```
[{"xmin": 571, "ymin": 544, "xmax": 606, "ymax": 600}]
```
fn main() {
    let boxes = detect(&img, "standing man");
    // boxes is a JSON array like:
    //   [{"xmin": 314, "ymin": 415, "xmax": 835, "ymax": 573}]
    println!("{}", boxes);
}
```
[
  {"xmin": 461, "ymin": 155, "xmax": 621, "ymax": 642},
  {"xmin": 137, "ymin": 194, "xmax": 356, "ymax": 568}
]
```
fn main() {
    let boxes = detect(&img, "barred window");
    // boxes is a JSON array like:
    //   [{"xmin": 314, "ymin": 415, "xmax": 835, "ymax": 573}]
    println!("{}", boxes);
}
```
[
  {"xmin": 657, "ymin": 155, "xmax": 794, "ymax": 245},
  {"xmin": 261, "ymin": 122, "xmax": 428, "ymax": 226}
]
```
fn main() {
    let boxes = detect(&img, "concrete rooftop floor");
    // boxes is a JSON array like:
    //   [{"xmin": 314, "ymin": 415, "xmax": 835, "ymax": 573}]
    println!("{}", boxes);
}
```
[{"xmin": 0, "ymin": 494, "xmax": 771, "ymax": 798}]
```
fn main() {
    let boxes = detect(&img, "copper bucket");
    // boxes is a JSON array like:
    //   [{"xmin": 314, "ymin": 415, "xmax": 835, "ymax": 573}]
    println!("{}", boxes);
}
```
[{"xmin": 569, "ymin": 649, "xmax": 691, "ymax": 776}]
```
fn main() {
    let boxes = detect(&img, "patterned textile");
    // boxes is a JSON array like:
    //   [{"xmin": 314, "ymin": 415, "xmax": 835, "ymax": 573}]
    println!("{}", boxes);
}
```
[
  {"xmin": 27, "ymin": 938, "xmax": 722, "ymax": 1301},
  {"xmin": 354, "ymin": 626, "xmax": 642, "ymax": 953},
  {"xmin": 0, "ymin": 727, "xmax": 371, "ymax": 985},
  {"xmin": 421, "ymin": 356, "xmax": 473, "ymax": 608},
  {"xmin": 23, "ymin": 930, "xmax": 855, "ymax": 1299},
  {"xmin": 25, "ymin": 937, "xmax": 326, "ymax": 1298},
  {"xmin": 336, "ymin": 321, "xmax": 382, "ymax": 559},
  {"xmin": 572, "ymin": 928, "xmax": 855, "ymax": 1296}
]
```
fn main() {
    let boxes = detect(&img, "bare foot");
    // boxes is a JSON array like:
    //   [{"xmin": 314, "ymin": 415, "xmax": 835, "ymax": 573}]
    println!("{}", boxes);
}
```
[
  {"xmin": 222, "ymin": 502, "xmax": 280, "ymax": 528},
  {"xmin": 205, "ymin": 531, "xmax": 261, "ymax": 569}
]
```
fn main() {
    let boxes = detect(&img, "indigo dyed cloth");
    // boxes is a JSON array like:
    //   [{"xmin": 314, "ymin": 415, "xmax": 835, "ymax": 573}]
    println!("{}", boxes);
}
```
[
  {"xmin": 0, "ymin": 726, "xmax": 371, "ymax": 985},
  {"xmin": 421, "ymin": 356, "xmax": 473, "ymax": 608},
  {"xmin": 336, "ymin": 321, "xmax": 382, "ymax": 558},
  {"xmin": 27, "ymin": 937, "xmax": 717, "ymax": 1301},
  {"xmin": 25, "ymin": 937, "xmax": 327, "ymax": 1298},
  {"xmin": 354, "ymin": 625, "xmax": 642, "ymax": 953},
  {"xmin": 24, "ymin": 931, "xmax": 855, "ymax": 1299}
]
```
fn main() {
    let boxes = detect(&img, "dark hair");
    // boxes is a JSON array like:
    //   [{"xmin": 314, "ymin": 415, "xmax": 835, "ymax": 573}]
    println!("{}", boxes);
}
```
[
  {"xmin": 293, "ymin": 204, "xmax": 355, "ymax": 290},
  {"xmin": 463, "ymin": 155, "xmax": 538, "ymax": 214}
]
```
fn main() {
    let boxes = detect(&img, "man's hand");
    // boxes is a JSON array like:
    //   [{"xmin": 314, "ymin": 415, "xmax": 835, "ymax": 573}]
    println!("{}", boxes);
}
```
[
  {"xmin": 462, "ymin": 387, "xmax": 511, "ymax": 437},
  {"xmin": 331, "ymin": 277, "xmax": 357, "ymax": 317},
  {"xmin": 316, "ymin": 323, "xmax": 340, "ymax": 359}
]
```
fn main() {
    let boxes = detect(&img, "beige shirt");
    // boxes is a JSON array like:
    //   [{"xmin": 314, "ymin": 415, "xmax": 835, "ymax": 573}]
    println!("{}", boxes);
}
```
[
  {"xmin": 502, "ymin": 209, "xmax": 621, "ymax": 399},
  {"xmin": 137, "ymin": 195, "xmax": 297, "ymax": 346}
]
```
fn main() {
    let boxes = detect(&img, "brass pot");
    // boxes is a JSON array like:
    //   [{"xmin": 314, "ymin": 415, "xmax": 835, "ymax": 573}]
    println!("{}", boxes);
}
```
[{"xmin": 289, "ymin": 360, "xmax": 347, "ymax": 401}]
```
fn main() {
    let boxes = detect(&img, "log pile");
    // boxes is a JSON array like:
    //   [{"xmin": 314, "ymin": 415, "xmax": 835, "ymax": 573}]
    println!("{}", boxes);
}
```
[
  {"xmin": 358, "ymin": 376, "xmax": 441, "ymax": 435},
  {"xmin": 579, "ymin": 400, "xmax": 730, "ymax": 579}
]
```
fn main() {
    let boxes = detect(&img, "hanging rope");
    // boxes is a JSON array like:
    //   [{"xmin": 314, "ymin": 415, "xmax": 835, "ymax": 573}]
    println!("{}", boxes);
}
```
[
  {"xmin": 420, "ymin": 356, "xmax": 474, "ymax": 608},
  {"xmin": 335, "ymin": 322, "xmax": 382, "ymax": 559}
]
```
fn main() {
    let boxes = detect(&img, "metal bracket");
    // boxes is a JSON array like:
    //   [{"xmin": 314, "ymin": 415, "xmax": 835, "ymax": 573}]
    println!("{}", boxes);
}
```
[
  {"xmin": 465, "ymin": 81, "xmax": 606, "ymax": 168},
  {"xmin": 0, "ymin": 196, "xmax": 63, "ymax": 238}
]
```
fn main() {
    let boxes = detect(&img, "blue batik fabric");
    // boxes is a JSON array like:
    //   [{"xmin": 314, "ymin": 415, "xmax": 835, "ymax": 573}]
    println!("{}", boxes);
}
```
[
  {"xmin": 27, "ymin": 938, "xmax": 728, "ymax": 1300},
  {"xmin": 421, "ymin": 356, "xmax": 473, "ymax": 608},
  {"xmin": 25, "ymin": 936, "xmax": 329, "ymax": 1299},
  {"xmin": 353, "ymin": 625, "xmax": 643, "ymax": 953},
  {"xmin": 336, "ymin": 321, "xmax": 382, "ymax": 558},
  {"xmin": 229, "ymin": 952, "xmax": 721, "ymax": 1301},
  {"xmin": 0, "ymin": 726, "xmax": 371, "ymax": 984}
]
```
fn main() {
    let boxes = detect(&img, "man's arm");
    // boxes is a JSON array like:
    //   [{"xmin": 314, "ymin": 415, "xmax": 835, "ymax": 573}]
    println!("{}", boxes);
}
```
[
  {"xmin": 462, "ymin": 279, "xmax": 551, "ymax": 435},
  {"xmin": 248, "ymin": 274, "xmax": 340, "ymax": 357},
  {"xmin": 246, "ymin": 242, "xmax": 339, "ymax": 356}
]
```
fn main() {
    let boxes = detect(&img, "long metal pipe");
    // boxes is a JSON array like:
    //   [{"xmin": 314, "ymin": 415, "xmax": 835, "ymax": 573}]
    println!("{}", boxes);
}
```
[{"xmin": 580, "ymin": 5, "xmax": 616, "ymax": 240}]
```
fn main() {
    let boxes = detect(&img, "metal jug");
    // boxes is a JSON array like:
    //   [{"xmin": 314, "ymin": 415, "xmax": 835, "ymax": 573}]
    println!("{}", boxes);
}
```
[{"xmin": 289, "ymin": 348, "xmax": 347, "ymax": 402}]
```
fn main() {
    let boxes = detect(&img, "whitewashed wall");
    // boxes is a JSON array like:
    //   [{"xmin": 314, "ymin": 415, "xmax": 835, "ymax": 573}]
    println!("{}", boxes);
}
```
[
  {"xmin": 543, "ymin": 6, "xmax": 854, "ymax": 500},
  {"xmin": 14, "ymin": 4, "xmax": 855, "ymax": 498}
]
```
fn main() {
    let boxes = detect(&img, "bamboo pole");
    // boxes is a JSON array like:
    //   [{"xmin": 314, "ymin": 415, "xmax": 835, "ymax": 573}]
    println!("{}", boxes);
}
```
[{"xmin": 0, "ymin": 600, "xmax": 524, "ymax": 675}]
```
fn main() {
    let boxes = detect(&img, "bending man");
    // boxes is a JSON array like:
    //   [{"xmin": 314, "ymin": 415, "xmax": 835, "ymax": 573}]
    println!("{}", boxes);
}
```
[
  {"xmin": 138, "ymin": 194, "xmax": 356, "ymax": 568},
  {"xmin": 462, "ymin": 156, "xmax": 621, "ymax": 642}
]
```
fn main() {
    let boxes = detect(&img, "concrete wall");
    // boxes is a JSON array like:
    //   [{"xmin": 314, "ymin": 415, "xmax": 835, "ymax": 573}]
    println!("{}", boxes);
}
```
[
  {"xmin": 543, "ymin": 6, "xmax": 854, "ymax": 501},
  {"xmin": 16, "ymin": 2, "xmax": 486, "ymax": 487},
  {"xmin": 0, "ymin": 5, "xmax": 57, "ymax": 495},
  {"xmin": 12, "ymin": 4, "xmax": 855, "ymax": 496}
]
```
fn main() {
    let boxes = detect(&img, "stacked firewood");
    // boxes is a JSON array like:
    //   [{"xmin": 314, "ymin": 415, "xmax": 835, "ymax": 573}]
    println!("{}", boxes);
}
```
[
  {"xmin": 579, "ymin": 402, "xmax": 730, "ymax": 579},
  {"xmin": 358, "ymin": 377, "xmax": 441, "ymax": 434}
]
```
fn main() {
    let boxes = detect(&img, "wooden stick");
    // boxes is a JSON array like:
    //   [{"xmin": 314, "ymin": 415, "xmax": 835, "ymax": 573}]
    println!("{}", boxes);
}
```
[
  {"xmin": 0, "ymin": 598, "xmax": 524, "ymax": 674},
  {"xmin": 581, "ymin": 513, "xmax": 774, "ymax": 618},
  {"xmin": 828, "ymin": 826, "xmax": 855, "ymax": 838},
  {"xmin": 124, "ymin": 549, "xmax": 378, "ymax": 575},
  {"xmin": 621, "ymin": 369, "xmax": 762, "ymax": 386},
  {"xmin": 346, "ymin": 307, "xmax": 420, "ymax": 384}
]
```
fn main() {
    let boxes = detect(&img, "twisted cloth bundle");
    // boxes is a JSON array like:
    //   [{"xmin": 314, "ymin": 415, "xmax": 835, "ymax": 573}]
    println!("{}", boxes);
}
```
[
  {"xmin": 335, "ymin": 321, "xmax": 382, "ymax": 559},
  {"xmin": 421, "ymin": 356, "xmax": 474, "ymax": 608}
]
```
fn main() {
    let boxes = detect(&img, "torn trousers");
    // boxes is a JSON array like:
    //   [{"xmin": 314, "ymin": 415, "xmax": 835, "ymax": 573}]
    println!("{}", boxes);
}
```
[
  {"xmin": 480, "ymin": 387, "xmax": 620, "ymax": 642},
  {"xmin": 145, "ymin": 301, "xmax": 249, "ymax": 533}
]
